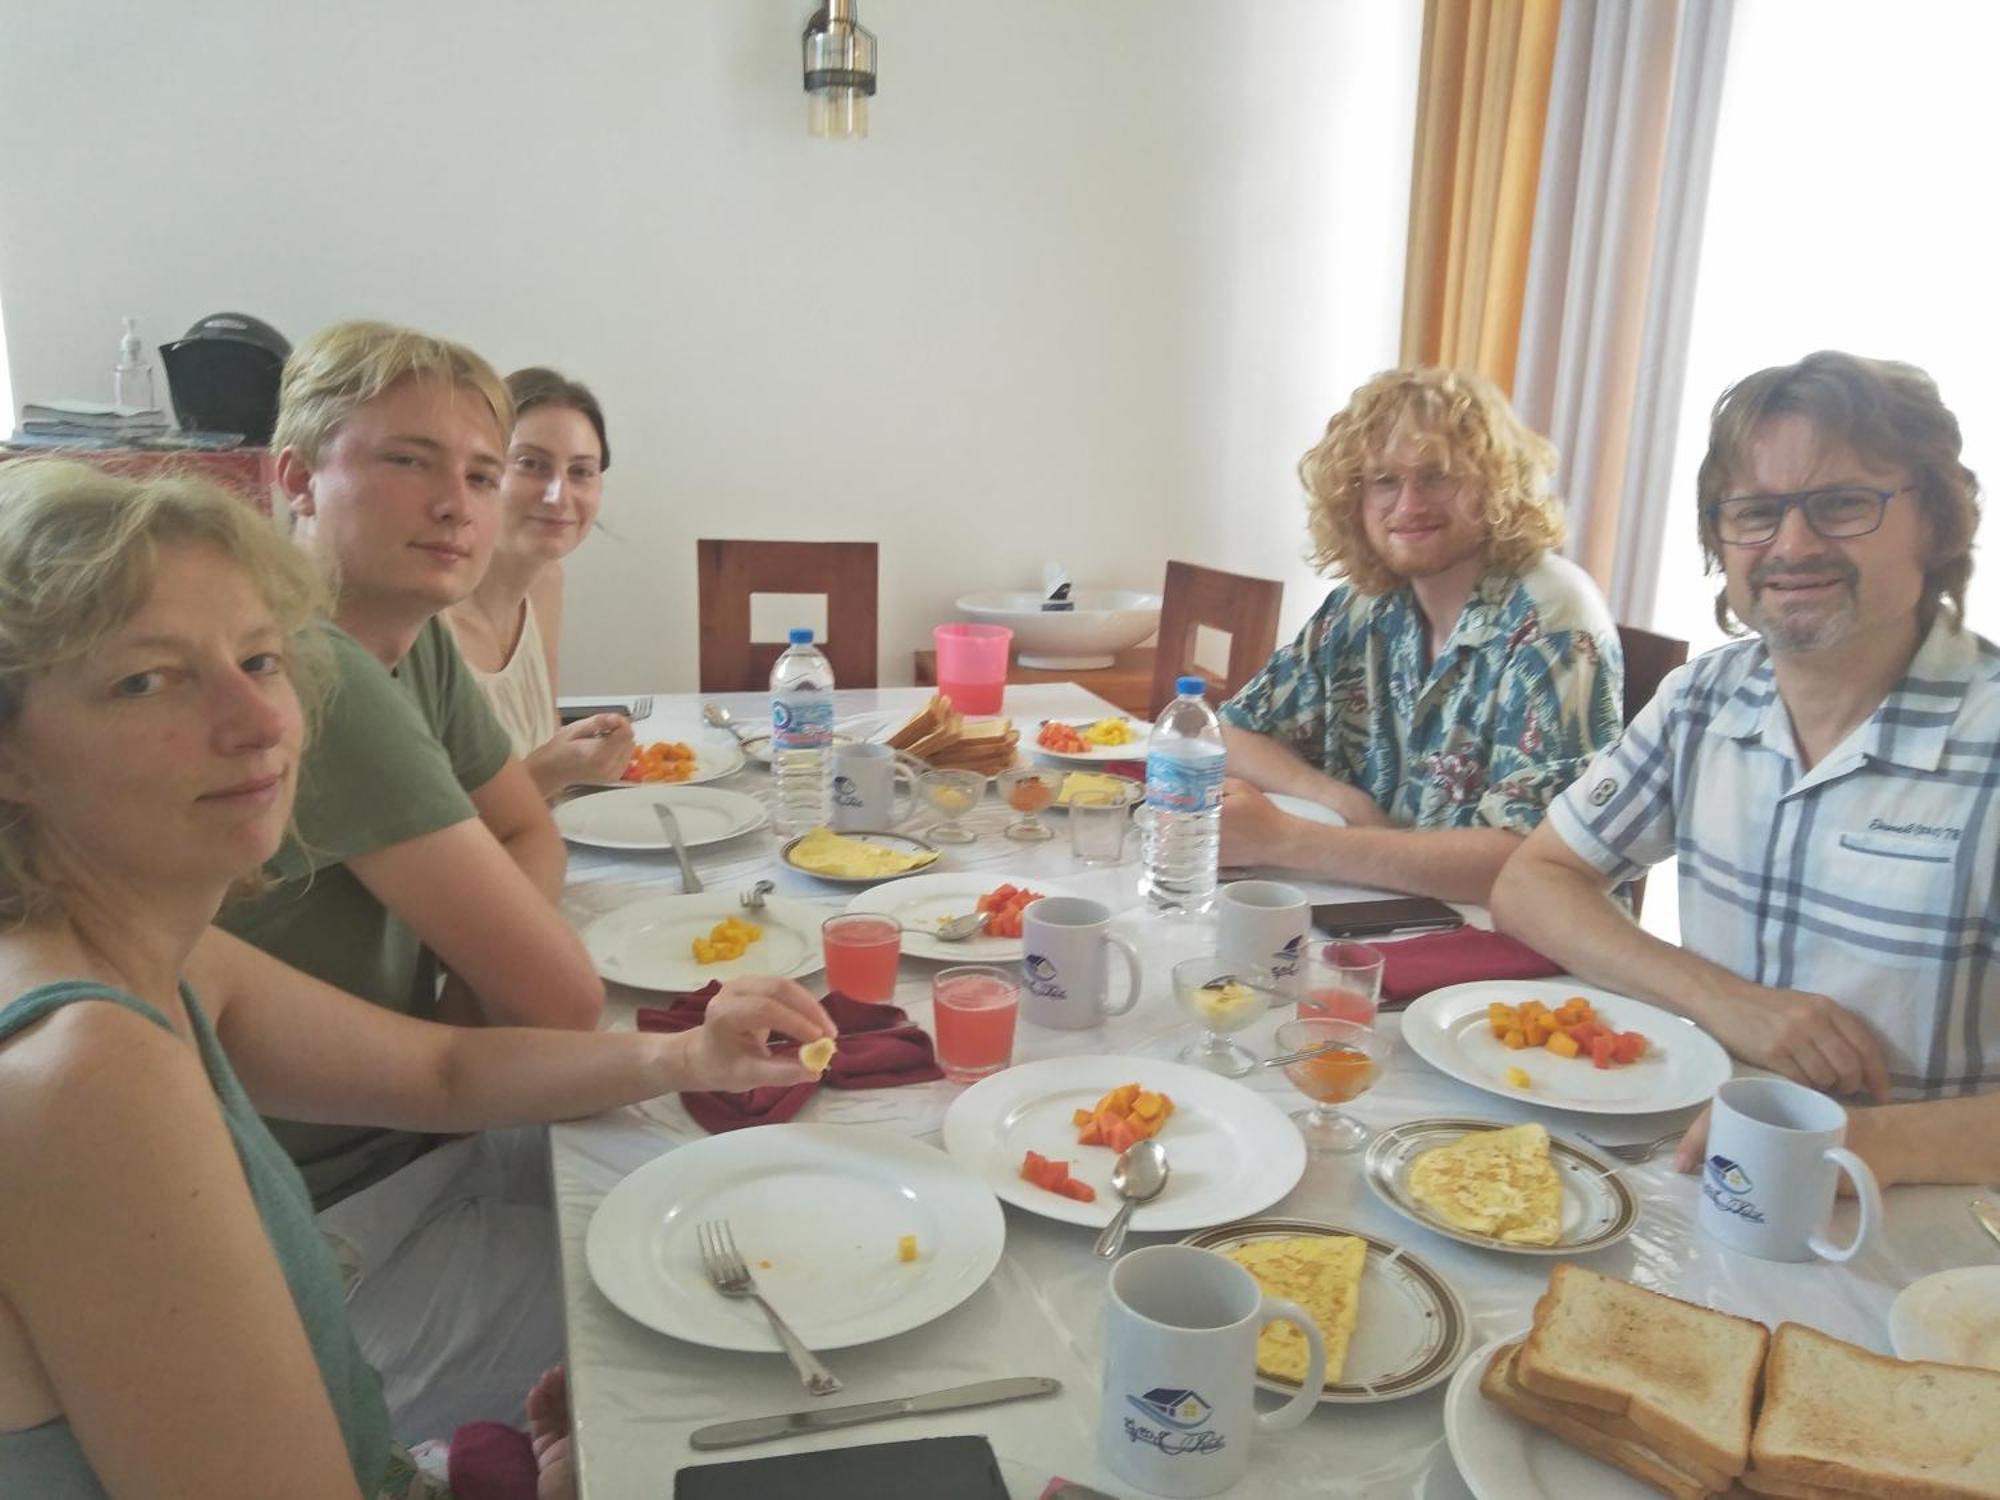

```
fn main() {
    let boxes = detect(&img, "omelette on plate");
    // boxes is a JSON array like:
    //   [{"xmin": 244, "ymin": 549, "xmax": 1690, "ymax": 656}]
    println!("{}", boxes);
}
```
[
  {"xmin": 786, "ymin": 827, "xmax": 938, "ymax": 879},
  {"xmin": 1405, "ymin": 1122, "xmax": 1562, "ymax": 1246},
  {"xmin": 1221, "ymin": 1235, "xmax": 1367, "ymax": 1385}
]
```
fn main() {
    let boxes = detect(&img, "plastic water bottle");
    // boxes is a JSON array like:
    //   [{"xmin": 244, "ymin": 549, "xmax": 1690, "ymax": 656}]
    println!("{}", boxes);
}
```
[
  {"xmin": 770, "ymin": 628, "xmax": 835, "ymax": 835},
  {"xmin": 1140, "ymin": 675, "xmax": 1226, "ymax": 915}
]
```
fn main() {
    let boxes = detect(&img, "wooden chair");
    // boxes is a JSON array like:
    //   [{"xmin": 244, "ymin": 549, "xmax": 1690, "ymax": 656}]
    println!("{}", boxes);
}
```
[
  {"xmin": 696, "ymin": 540, "xmax": 880, "ymax": 692},
  {"xmin": 1612, "ymin": 624, "xmax": 1689, "ymax": 919},
  {"xmin": 1615, "ymin": 624, "xmax": 1690, "ymax": 727},
  {"xmin": 1148, "ymin": 561, "xmax": 1285, "ymax": 716}
]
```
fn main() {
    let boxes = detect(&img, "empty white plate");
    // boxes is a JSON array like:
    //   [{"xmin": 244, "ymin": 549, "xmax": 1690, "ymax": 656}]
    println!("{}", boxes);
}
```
[
  {"xmin": 1889, "ymin": 1266, "xmax": 2000, "ymax": 1370},
  {"xmin": 555, "ymin": 785, "xmax": 767, "ymax": 851}
]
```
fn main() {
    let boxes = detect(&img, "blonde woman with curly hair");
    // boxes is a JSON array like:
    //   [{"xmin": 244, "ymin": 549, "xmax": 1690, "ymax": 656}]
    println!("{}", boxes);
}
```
[{"xmin": 1218, "ymin": 367, "xmax": 1623, "ymax": 903}]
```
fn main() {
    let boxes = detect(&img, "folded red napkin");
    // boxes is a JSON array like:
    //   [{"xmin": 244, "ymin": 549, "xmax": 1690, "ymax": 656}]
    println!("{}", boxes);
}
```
[
  {"xmin": 448, "ymin": 1422, "xmax": 536, "ymax": 1500},
  {"xmin": 636, "ymin": 982, "xmax": 945, "ymax": 1133},
  {"xmin": 1376, "ymin": 926, "xmax": 1563, "ymax": 1008}
]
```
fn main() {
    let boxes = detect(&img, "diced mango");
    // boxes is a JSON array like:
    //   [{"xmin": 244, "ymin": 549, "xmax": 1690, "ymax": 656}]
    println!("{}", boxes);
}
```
[
  {"xmin": 1501, "ymin": 1028, "xmax": 1528, "ymax": 1050},
  {"xmin": 1546, "ymin": 1029, "xmax": 1581, "ymax": 1059},
  {"xmin": 1132, "ymin": 1092, "xmax": 1165, "ymax": 1120},
  {"xmin": 1505, "ymin": 1066, "xmax": 1532, "ymax": 1089},
  {"xmin": 898, "ymin": 1234, "xmax": 918, "ymax": 1263}
]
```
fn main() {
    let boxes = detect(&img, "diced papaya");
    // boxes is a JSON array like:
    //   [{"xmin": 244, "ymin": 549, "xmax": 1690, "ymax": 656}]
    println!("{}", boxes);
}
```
[
  {"xmin": 1132, "ymin": 1092, "xmax": 1165, "ymax": 1120},
  {"xmin": 1612, "ymin": 1031, "xmax": 1647, "ymax": 1064},
  {"xmin": 1546, "ymin": 1029, "xmax": 1581, "ymax": 1059},
  {"xmin": 1591, "ymin": 1034, "xmax": 1616, "ymax": 1069},
  {"xmin": 1109, "ymin": 1084, "xmax": 1140, "ymax": 1113},
  {"xmin": 1077, "ymin": 1119, "xmax": 1103, "ymax": 1146},
  {"xmin": 1104, "ymin": 1117, "xmax": 1140, "ymax": 1156},
  {"xmin": 1524, "ymin": 1020, "xmax": 1551, "ymax": 1048},
  {"xmin": 1057, "ymin": 1177, "xmax": 1097, "ymax": 1203},
  {"xmin": 1073, "ymin": 1107, "xmax": 1093, "ymax": 1127}
]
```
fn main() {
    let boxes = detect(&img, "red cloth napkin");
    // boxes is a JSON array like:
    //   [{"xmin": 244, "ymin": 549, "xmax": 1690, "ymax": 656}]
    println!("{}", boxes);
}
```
[
  {"xmin": 1376, "ymin": 926, "xmax": 1563, "ymax": 1008},
  {"xmin": 636, "ymin": 982, "xmax": 945, "ymax": 1133},
  {"xmin": 448, "ymin": 1422, "xmax": 536, "ymax": 1500}
]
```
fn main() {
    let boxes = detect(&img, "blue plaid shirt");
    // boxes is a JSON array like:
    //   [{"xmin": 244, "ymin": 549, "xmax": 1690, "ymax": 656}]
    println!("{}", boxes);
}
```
[
  {"xmin": 1550, "ymin": 618, "xmax": 2000, "ymax": 1100},
  {"xmin": 1220, "ymin": 555, "xmax": 1624, "ymax": 832}
]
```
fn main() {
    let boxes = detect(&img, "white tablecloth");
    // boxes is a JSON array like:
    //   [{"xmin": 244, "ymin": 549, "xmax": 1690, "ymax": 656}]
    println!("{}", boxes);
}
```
[{"xmin": 551, "ymin": 685, "xmax": 1987, "ymax": 1499}]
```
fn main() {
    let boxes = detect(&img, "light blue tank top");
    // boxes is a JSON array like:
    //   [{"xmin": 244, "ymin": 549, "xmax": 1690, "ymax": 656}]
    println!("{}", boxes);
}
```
[{"xmin": 0, "ymin": 981, "xmax": 392, "ymax": 1498}]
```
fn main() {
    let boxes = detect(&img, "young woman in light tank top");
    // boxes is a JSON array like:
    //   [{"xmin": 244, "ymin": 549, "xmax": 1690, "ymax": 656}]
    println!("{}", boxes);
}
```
[
  {"xmin": 446, "ymin": 369, "xmax": 634, "ymax": 799},
  {"xmin": 0, "ymin": 462, "xmax": 833, "ymax": 1498}
]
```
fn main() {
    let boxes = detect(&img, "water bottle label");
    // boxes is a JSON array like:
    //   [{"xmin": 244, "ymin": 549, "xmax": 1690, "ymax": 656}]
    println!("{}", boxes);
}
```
[
  {"xmin": 772, "ymin": 696, "xmax": 834, "ymax": 751},
  {"xmin": 1145, "ymin": 749, "xmax": 1223, "ymax": 815}
]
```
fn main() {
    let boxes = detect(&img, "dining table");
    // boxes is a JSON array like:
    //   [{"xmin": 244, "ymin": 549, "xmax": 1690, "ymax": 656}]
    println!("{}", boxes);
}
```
[{"xmin": 550, "ymin": 682, "xmax": 1990, "ymax": 1500}]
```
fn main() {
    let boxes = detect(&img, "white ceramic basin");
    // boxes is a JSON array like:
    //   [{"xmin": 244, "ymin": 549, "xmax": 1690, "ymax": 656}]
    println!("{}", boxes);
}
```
[{"xmin": 956, "ymin": 589, "xmax": 1162, "ymax": 670}]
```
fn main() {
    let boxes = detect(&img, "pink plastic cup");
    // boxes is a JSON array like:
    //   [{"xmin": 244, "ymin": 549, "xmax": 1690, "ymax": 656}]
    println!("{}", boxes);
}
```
[{"xmin": 933, "ymin": 623, "xmax": 1012, "ymax": 715}]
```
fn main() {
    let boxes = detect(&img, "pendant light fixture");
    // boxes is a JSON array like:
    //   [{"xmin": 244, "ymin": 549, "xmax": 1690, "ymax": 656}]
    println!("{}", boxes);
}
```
[{"xmin": 802, "ymin": 1, "xmax": 876, "ymax": 140}]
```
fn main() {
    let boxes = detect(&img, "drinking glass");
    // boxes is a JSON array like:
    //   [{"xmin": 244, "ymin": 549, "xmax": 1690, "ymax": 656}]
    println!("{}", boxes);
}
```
[
  {"xmin": 1067, "ymin": 784, "xmax": 1134, "ymax": 866},
  {"xmin": 1274, "ymin": 1016, "xmax": 1385, "ymax": 1155},
  {"xmin": 1297, "ymin": 940, "xmax": 1385, "ymax": 1025},
  {"xmin": 932, "ymin": 623, "xmax": 1012, "ymax": 715},
  {"xmin": 997, "ymin": 766, "xmax": 1060, "ymax": 842},
  {"xmin": 932, "ymin": 965, "xmax": 1020, "ymax": 1082},
  {"xmin": 1170, "ymin": 955, "xmax": 1272, "ymax": 1077},
  {"xmin": 918, "ymin": 768, "xmax": 986, "ymax": 844},
  {"xmin": 821, "ymin": 913, "xmax": 902, "ymax": 1002}
]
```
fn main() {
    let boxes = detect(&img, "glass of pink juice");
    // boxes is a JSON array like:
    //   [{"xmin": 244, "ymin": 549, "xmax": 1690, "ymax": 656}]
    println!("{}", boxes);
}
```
[
  {"xmin": 1296, "ymin": 940, "xmax": 1385, "ymax": 1025},
  {"xmin": 821, "ymin": 914, "xmax": 902, "ymax": 1002},
  {"xmin": 932, "ymin": 965, "xmax": 1019, "ymax": 1082}
]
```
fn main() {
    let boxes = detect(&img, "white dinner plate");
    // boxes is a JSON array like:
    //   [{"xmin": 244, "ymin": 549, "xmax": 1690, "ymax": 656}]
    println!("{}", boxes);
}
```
[
  {"xmin": 1889, "ymin": 1266, "xmax": 2000, "ymax": 1370},
  {"xmin": 1268, "ymin": 793, "xmax": 1347, "ymax": 828},
  {"xmin": 586, "ymin": 1124, "xmax": 1005, "ymax": 1353},
  {"xmin": 581, "ymin": 890, "xmax": 826, "ymax": 991},
  {"xmin": 554, "ymin": 784, "xmax": 765, "ymax": 851},
  {"xmin": 1400, "ymin": 980, "xmax": 1732, "ymax": 1115},
  {"xmin": 941, "ymin": 1055, "xmax": 1306, "ymax": 1231},
  {"xmin": 740, "ymin": 711, "xmax": 900, "ymax": 766},
  {"xmin": 1028, "ymin": 717, "xmax": 1152, "ymax": 762},
  {"xmin": 1179, "ymin": 1218, "xmax": 1470, "ymax": 1402},
  {"xmin": 1363, "ymin": 1119, "xmax": 1638, "ymax": 1256},
  {"xmin": 1444, "ymin": 1333, "xmax": 1662, "ymax": 1500},
  {"xmin": 844, "ymin": 872, "xmax": 1080, "ymax": 962},
  {"xmin": 778, "ymin": 830, "xmax": 942, "ymax": 885},
  {"xmin": 1050, "ymin": 768, "xmax": 1142, "ymax": 810}
]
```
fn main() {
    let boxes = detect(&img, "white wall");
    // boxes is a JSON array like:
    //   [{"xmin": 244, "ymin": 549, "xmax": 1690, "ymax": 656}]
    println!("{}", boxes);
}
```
[{"xmin": 0, "ymin": 0, "xmax": 1419, "ymax": 691}]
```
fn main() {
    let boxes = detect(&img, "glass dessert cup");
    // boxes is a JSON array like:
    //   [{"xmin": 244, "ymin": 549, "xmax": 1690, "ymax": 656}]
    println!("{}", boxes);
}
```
[
  {"xmin": 1274, "ymin": 1016, "xmax": 1385, "ymax": 1155},
  {"xmin": 997, "ymin": 766, "xmax": 1060, "ymax": 842},
  {"xmin": 918, "ymin": 768, "xmax": 986, "ymax": 844},
  {"xmin": 1170, "ymin": 955, "xmax": 1273, "ymax": 1078}
]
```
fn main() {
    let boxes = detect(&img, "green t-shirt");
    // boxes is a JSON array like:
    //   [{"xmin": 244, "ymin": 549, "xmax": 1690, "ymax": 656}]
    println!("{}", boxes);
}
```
[{"xmin": 218, "ymin": 616, "xmax": 513, "ymax": 1209}]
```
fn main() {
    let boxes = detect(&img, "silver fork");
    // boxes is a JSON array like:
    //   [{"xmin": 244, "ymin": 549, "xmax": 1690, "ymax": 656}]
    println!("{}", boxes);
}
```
[
  {"xmin": 628, "ymin": 694, "xmax": 654, "ymax": 720},
  {"xmin": 1581, "ymin": 1130, "xmax": 1683, "ymax": 1164},
  {"xmin": 696, "ymin": 1220, "xmax": 841, "ymax": 1396}
]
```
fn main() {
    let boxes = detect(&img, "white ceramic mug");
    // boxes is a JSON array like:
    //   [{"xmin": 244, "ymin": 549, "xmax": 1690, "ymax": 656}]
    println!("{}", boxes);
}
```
[
  {"xmin": 1020, "ymin": 896, "xmax": 1142, "ymax": 1030},
  {"xmin": 1696, "ymin": 1077, "xmax": 1882, "ymax": 1263},
  {"xmin": 1215, "ymin": 880, "xmax": 1311, "ymax": 987},
  {"xmin": 1101, "ymin": 1244, "xmax": 1325, "ymax": 1499},
  {"xmin": 828, "ymin": 742, "xmax": 916, "ymax": 832}
]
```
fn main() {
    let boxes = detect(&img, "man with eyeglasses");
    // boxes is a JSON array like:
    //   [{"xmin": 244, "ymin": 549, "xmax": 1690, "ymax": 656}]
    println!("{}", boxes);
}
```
[
  {"xmin": 1495, "ymin": 350, "xmax": 2000, "ymax": 1187},
  {"xmin": 1216, "ymin": 367, "xmax": 1624, "ymax": 902}
]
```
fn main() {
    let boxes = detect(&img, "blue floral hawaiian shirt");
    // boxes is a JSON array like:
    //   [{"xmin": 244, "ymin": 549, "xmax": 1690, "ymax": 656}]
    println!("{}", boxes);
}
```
[{"xmin": 1219, "ymin": 554, "xmax": 1624, "ymax": 832}]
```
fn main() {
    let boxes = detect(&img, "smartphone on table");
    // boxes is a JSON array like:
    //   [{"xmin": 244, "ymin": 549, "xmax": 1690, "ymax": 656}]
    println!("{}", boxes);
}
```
[{"xmin": 1311, "ymin": 896, "xmax": 1465, "ymax": 939}]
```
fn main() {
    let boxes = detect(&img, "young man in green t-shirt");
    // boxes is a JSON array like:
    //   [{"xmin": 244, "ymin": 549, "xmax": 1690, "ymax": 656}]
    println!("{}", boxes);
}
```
[{"xmin": 221, "ymin": 320, "xmax": 605, "ymax": 1439}]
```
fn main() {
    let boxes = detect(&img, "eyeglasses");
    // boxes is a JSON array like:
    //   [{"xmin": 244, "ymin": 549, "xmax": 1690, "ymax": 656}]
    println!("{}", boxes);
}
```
[
  {"xmin": 1364, "ymin": 470, "xmax": 1461, "ymax": 505},
  {"xmin": 1704, "ymin": 485, "xmax": 1913, "ymax": 546}
]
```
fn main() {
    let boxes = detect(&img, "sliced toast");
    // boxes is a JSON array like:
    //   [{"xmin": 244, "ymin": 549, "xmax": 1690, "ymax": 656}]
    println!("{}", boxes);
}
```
[
  {"xmin": 1738, "ymin": 1467, "xmax": 1887, "ymax": 1499},
  {"xmin": 1749, "ymin": 1323, "xmax": 2000, "ymax": 1500},
  {"xmin": 1482, "ymin": 1343, "xmax": 1725, "ymax": 1500},
  {"xmin": 1517, "ymin": 1263, "xmax": 1767, "ymax": 1479}
]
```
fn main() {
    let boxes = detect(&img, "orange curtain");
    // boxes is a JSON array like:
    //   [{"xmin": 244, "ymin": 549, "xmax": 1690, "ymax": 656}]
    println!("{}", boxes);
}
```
[{"xmin": 1399, "ymin": 0, "xmax": 1562, "ymax": 390}]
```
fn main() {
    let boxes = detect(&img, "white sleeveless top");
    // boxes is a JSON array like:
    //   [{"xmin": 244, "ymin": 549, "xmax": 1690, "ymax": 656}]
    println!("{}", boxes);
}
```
[{"xmin": 469, "ymin": 601, "xmax": 558, "ymax": 758}]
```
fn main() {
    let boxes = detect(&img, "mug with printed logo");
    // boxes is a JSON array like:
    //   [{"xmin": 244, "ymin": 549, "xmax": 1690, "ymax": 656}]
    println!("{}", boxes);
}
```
[
  {"xmin": 1214, "ymin": 880, "xmax": 1311, "ymax": 990},
  {"xmin": 1696, "ymin": 1077, "xmax": 1881, "ymax": 1263},
  {"xmin": 1100, "ymin": 1244, "xmax": 1324, "ymax": 1498},
  {"xmin": 828, "ymin": 742, "xmax": 917, "ymax": 832},
  {"xmin": 1019, "ymin": 897, "xmax": 1142, "ymax": 1030}
]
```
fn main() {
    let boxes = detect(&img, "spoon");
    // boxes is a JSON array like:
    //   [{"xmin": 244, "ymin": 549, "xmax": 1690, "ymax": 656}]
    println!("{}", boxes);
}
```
[
  {"xmin": 1093, "ymin": 1138, "xmax": 1170, "ymax": 1259},
  {"xmin": 702, "ymin": 702, "xmax": 750, "ymax": 744},
  {"xmin": 915, "ymin": 910, "xmax": 991, "ymax": 943},
  {"xmin": 739, "ymin": 879, "xmax": 775, "ymax": 913}
]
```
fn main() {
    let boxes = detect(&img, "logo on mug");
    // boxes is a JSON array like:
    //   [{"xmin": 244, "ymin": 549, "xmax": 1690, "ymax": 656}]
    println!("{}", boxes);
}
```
[
  {"xmin": 1123, "ymin": 1388, "xmax": 1226, "ymax": 1457},
  {"xmin": 1702, "ymin": 1153, "xmax": 1765, "ymax": 1223},
  {"xmin": 832, "ymin": 774, "xmax": 861, "ymax": 808},
  {"xmin": 1275, "ymin": 933, "xmax": 1303, "ymax": 979},
  {"xmin": 1023, "ymin": 954, "xmax": 1068, "ymax": 1002}
]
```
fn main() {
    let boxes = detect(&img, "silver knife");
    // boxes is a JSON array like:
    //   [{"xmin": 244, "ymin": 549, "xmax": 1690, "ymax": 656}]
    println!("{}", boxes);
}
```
[
  {"xmin": 687, "ymin": 1375, "xmax": 1061, "ymax": 1451},
  {"xmin": 653, "ymin": 803, "xmax": 703, "ymax": 893},
  {"xmin": 1971, "ymin": 1198, "xmax": 2000, "ymax": 1251}
]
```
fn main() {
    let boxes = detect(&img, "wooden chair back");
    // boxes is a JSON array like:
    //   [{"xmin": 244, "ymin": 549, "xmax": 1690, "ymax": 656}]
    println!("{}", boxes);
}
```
[
  {"xmin": 696, "ymin": 539, "xmax": 880, "ymax": 692},
  {"xmin": 1615, "ymin": 623, "xmax": 1690, "ymax": 727},
  {"xmin": 1148, "ymin": 560, "xmax": 1285, "ymax": 716}
]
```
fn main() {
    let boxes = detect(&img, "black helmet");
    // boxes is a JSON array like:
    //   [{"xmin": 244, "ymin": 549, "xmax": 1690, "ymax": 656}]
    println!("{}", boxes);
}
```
[{"xmin": 159, "ymin": 312, "xmax": 291, "ymax": 443}]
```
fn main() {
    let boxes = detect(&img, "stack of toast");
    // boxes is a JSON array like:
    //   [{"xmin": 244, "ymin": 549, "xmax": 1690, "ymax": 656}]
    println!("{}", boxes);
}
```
[
  {"xmin": 1482, "ymin": 1264, "xmax": 2000, "ymax": 1499},
  {"xmin": 883, "ymin": 693, "xmax": 1019, "ymax": 775}
]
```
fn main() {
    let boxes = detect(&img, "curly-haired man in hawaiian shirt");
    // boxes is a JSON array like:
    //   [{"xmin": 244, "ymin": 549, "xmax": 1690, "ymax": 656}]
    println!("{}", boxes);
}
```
[{"xmin": 1219, "ymin": 368, "xmax": 1624, "ymax": 903}]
